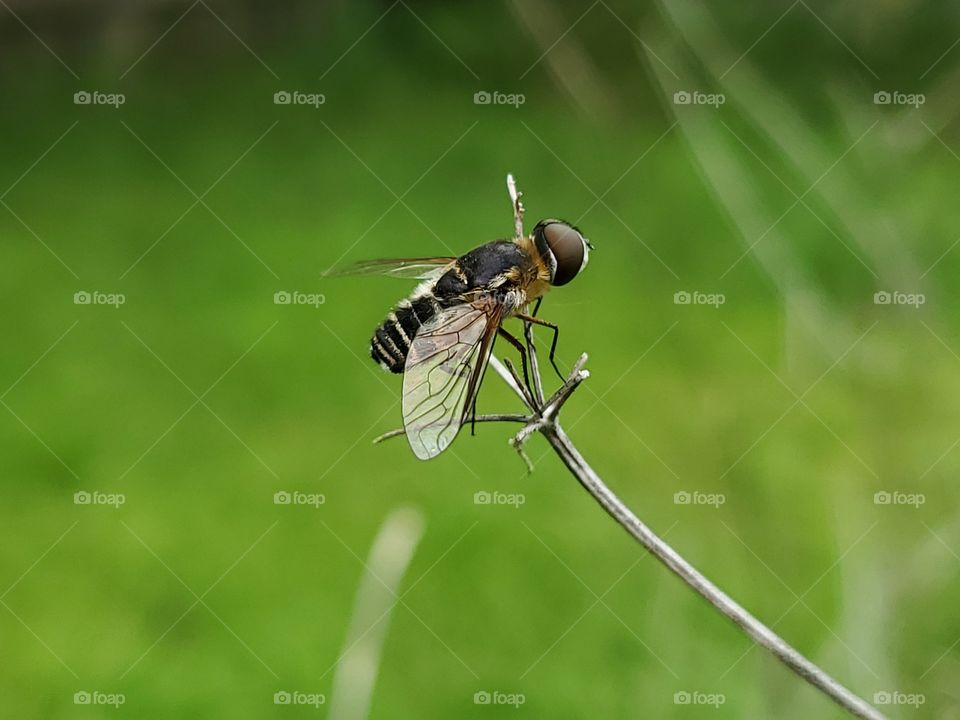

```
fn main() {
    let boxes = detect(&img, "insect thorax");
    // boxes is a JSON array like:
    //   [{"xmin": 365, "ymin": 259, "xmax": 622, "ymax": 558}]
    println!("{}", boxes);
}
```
[{"xmin": 370, "ymin": 240, "xmax": 540, "ymax": 373}]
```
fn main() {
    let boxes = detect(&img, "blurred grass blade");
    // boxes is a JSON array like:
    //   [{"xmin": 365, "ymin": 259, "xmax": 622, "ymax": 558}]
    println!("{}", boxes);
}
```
[
  {"xmin": 510, "ymin": 0, "xmax": 621, "ymax": 122},
  {"xmin": 655, "ymin": 0, "xmax": 920, "ymax": 286},
  {"xmin": 641, "ymin": 46, "xmax": 861, "ymax": 362},
  {"xmin": 329, "ymin": 507, "xmax": 425, "ymax": 720}
]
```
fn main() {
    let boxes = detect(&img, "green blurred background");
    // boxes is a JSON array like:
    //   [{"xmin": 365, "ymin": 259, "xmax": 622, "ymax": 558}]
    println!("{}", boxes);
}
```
[{"xmin": 2, "ymin": 1, "xmax": 959, "ymax": 717}]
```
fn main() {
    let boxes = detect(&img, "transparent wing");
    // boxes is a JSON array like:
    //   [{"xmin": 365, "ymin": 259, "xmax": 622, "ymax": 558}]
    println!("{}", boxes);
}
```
[
  {"xmin": 323, "ymin": 257, "xmax": 456, "ymax": 280},
  {"xmin": 402, "ymin": 298, "xmax": 504, "ymax": 460}
]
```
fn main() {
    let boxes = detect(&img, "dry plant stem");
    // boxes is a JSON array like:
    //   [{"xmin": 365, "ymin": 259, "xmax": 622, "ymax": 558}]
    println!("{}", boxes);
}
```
[
  {"xmin": 488, "ymin": 347, "xmax": 885, "ymax": 720},
  {"xmin": 507, "ymin": 173, "xmax": 525, "ymax": 243},
  {"xmin": 500, "ymin": 175, "xmax": 880, "ymax": 718},
  {"xmin": 502, "ymin": 357, "xmax": 537, "ymax": 410},
  {"xmin": 522, "ymin": 320, "xmax": 546, "ymax": 405},
  {"xmin": 373, "ymin": 414, "xmax": 529, "ymax": 444},
  {"xmin": 374, "ymin": 175, "xmax": 884, "ymax": 720},
  {"xmin": 375, "ymin": 350, "xmax": 882, "ymax": 718}
]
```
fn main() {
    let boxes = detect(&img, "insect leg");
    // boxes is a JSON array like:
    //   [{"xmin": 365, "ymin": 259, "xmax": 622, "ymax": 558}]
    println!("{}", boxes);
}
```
[
  {"xmin": 497, "ymin": 326, "xmax": 531, "ymax": 396},
  {"xmin": 532, "ymin": 297, "xmax": 543, "ymax": 317},
  {"xmin": 515, "ymin": 313, "xmax": 562, "ymax": 381}
]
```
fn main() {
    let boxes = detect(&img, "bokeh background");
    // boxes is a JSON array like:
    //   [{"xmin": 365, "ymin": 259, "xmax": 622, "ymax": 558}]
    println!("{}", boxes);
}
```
[{"xmin": 2, "ymin": 1, "xmax": 959, "ymax": 717}]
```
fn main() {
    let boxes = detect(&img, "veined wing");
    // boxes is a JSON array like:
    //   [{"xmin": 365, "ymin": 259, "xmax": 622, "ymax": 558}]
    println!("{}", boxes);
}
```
[
  {"xmin": 402, "ymin": 296, "xmax": 505, "ymax": 460},
  {"xmin": 323, "ymin": 257, "xmax": 456, "ymax": 280}
]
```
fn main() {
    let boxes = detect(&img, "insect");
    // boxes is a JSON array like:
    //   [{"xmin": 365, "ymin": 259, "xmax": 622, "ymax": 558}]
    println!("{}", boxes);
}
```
[{"xmin": 335, "ymin": 211, "xmax": 591, "ymax": 460}]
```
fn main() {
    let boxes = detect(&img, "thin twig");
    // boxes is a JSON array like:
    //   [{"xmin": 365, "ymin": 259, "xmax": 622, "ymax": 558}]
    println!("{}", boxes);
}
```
[
  {"xmin": 501, "ymin": 175, "xmax": 882, "ymax": 719},
  {"xmin": 541, "ymin": 352, "xmax": 588, "ymax": 419},
  {"xmin": 378, "ymin": 349, "xmax": 884, "ymax": 718},
  {"xmin": 507, "ymin": 172, "xmax": 525, "ymax": 243},
  {"xmin": 373, "ymin": 414, "xmax": 530, "ymax": 444},
  {"xmin": 502, "ymin": 357, "xmax": 537, "ymax": 410},
  {"xmin": 523, "ymin": 320, "xmax": 546, "ymax": 406},
  {"xmin": 487, "ymin": 353, "xmax": 885, "ymax": 720}
]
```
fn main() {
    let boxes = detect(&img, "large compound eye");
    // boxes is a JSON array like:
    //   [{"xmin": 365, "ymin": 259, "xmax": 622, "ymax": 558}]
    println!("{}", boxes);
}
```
[{"xmin": 537, "ymin": 221, "xmax": 589, "ymax": 286}]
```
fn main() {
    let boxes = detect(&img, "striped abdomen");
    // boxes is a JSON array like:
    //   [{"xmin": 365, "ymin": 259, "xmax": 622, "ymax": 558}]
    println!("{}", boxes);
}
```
[{"xmin": 370, "ymin": 296, "xmax": 440, "ymax": 373}]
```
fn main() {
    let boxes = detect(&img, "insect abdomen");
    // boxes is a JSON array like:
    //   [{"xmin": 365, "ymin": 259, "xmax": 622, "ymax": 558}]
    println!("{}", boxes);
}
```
[{"xmin": 370, "ymin": 296, "xmax": 438, "ymax": 373}]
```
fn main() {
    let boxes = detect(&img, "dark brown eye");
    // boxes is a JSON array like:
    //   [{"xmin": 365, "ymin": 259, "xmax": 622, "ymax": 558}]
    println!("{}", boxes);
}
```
[{"xmin": 535, "ymin": 220, "xmax": 589, "ymax": 286}]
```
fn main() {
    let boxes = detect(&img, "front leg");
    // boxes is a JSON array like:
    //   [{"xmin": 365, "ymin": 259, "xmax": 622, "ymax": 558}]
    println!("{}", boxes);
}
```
[
  {"xmin": 514, "ymin": 312, "xmax": 563, "ymax": 381},
  {"xmin": 497, "ymin": 326, "xmax": 532, "ymax": 398}
]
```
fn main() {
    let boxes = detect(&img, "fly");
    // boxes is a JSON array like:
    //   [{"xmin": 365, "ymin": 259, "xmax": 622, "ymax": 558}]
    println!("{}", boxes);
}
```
[{"xmin": 329, "ymin": 176, "xmax": 592, "ymax": 460}]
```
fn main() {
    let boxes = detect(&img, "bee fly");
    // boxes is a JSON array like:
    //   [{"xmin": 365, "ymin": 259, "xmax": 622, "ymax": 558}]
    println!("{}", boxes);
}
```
[{"xmin": 332, "ymin": 215, "xmax": 591, "ymax": 460}]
